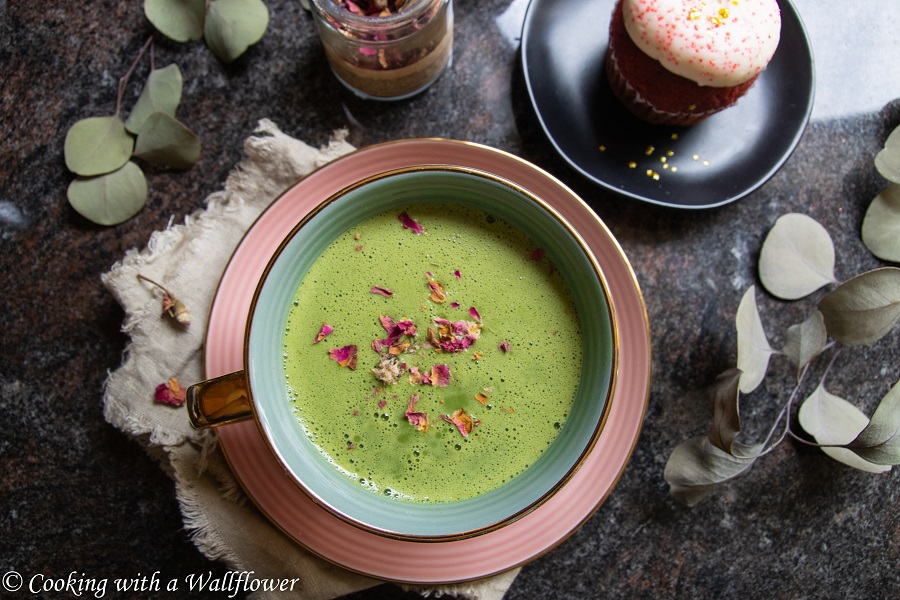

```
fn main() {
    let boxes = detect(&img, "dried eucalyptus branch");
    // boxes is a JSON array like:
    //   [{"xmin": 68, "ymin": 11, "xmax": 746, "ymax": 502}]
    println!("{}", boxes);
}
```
[{"xmin": 665, "ymin": 123, "xmax": 900, "ymax": 506}]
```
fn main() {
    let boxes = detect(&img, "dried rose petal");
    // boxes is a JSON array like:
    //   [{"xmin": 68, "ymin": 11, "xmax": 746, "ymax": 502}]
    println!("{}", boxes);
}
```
[
  {"xmin": 429, "ymin": 364, "xmax": 451, "ymax": 387},
  {"xmin": 475, "ymin": 392, "xmax": 489, "ymax": 406},
  {"xmin": 427, "ymin": 280, "xmax": 446, "ymax": 303},
  {"xmin": 154, "ymin": 377, "xmax": 186, "ymax": 407},
  {"xmin": 398, "ymin": 211, "xmax": 424, "ymax": 234},
  {"xmin": 453, "ymin": 269, "xmax": 462, "ymax": 280},
  {"xmin": 405, "ymin": 394, "xmax": 429, "ymax": 432},
  {"xmin": 441, "ymin": 408, "xmax": 474, "ymax": 437},
  {"xmin": 468, "ymin": 306, "xmax": 481, "ymax": 322},
  {"xmin": 328, "ymin": 345, "xmax": 358, "ymax": 370},
  {"xmin": 499, "ymin": 340, "xmax": 511, "ymax": 353},
  {"xmin": 529, "ymin": 248, "xmax": 545, "ymax": 261},
  {"xmin": 370, "ymin": 285, "xmax": 394, "ymax": 297},
  {"xmin": 313, "ymin": 323, "xmax": 334, "ymax": 344}
]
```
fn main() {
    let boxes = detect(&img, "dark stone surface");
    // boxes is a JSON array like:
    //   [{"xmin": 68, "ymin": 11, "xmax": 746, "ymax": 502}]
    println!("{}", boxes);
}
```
[{"xmin": 1, "ymin": 1, "xmax": 897, "ymax": 599}]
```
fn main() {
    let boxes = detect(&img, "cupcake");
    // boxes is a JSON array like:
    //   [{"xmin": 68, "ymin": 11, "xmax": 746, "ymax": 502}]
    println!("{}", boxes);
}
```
[{"xmin": 605, "ymin": 0, "xmax": 781, "ymax": 126}]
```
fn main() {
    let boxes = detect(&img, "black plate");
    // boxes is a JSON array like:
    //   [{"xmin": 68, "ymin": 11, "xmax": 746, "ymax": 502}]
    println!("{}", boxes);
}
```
[{"xmin": 521, "ymin": 0, "xmax": 815, "ymax": 209}]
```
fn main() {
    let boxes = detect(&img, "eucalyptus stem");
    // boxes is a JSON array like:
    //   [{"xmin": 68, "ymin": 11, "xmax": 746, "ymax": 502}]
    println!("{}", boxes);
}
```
[
  {"xmin": 115, "ymin": 35, "xmax": 154, "ymax": 115},
  {"xmin": 137, "ymin": 273, "xmax": 174, "ymax": 298}
]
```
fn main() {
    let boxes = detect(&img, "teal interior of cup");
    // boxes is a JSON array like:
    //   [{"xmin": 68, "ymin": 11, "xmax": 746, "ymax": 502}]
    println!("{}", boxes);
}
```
[{"xmin": 248, "ymin": 168, "xmax": 615, "ymax": 539}]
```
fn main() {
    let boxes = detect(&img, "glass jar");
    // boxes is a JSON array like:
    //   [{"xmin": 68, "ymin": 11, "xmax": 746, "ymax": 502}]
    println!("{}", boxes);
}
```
[{"xmin": 309, "ymin": 0, "xmax": 454, "ymax": 101}]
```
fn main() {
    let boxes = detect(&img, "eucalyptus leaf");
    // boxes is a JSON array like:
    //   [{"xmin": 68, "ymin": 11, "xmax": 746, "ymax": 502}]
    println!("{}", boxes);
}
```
[
  {"xmin": 708, "ymin": 369, "xmax": 743, "ymax": 455},
  {"xmin": 818, "ymin": 267, "xmax": 900, "ymax": 346},
  {"xmin": 145, "ymin": 0, "xmax": 206, "ymax": 42},
  {"xmin": 205, "ymin": 0, "xmax": 270, "ymax": 63},
  {"xmin": 797, "ymin": 383, "xmax": 891, "ymax": 473},
  {"xmin": 736, "ymin": 286, "xmax": 776, "ymax": 394},
  {"xmin": 874, "ymin": 124, "xmax": 900, "ymax": 184},
  {"xmin": 848, "ymin": 377, "xmax": 900, "ymax": 465},
  {"xmin": 64, "ymin": 115, "xmax": 134, "ymax": 177},
  {"xmin": 125, "ymin": 64, "xmax": 184, "ymax": 135},
  {"xmin": 664, "ymin": 436, "xmax": 763, "ymax": 506},
  {"xmin": 134, "ymin": 113, "xmax": 201, "ymax": 169},
  {"xmin": 758, "ymin": 213, "xmax": 837, "ymax": 300},
  {"xmin": 861, "ymin": 184, "xmax": 900, "ymax": 262},
  {"xmin": 66, "ymin": 161, "xmax": 148, "ymax": 226},
  {"xmin": 782, "ymin": 310, "xmax": 827, "ymax": 374}
]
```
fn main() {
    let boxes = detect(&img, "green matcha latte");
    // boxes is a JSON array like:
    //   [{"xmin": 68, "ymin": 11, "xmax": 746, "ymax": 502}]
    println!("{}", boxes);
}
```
[{"xmin": 282, "ymin": 203, "xmax": 583, "ymax": 504}]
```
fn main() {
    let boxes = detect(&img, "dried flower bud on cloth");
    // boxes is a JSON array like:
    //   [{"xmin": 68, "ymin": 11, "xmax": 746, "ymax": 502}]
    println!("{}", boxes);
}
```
[{"xmin": 101, "ymin": 119, "xmax": 518, "ymax": 600}]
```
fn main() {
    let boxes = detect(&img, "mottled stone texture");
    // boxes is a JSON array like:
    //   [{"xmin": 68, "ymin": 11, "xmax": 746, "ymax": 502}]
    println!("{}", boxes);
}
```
[{"xmin": 1, "ymin": 1, "xmax": 897, "ymax": 599}]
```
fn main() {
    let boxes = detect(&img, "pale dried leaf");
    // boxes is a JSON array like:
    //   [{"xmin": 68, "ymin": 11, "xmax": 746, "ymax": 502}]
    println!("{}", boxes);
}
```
[
  {"xmin": 848, "ymin": 377, "xmax": 900, "ymax": 465},
  {"xmin": 67, "ymin": 161, "xmax": 148, "ymax": 226},
  {"xmin": 736, "ymin": 286, "xmax": 776, "ymax": 394},
  {"xmin": 145, "ymin": 0, "xmax": 206, "ymax": 42},
  {"xmin": 861, "ymin": 184, "xmax": 900, "ymax": 262},
  {"xmin": 134, "ymin": 113, "xmax": 201, "ymax": 169},
  {"xmin": 125, "ymin": 64, "xmax": 184, "ymax": 134},
  {"xmin": 782, "ymin": 310, "xmax": 827, "ymax": 374},
  {"xmin": 664, "ymin": 436, "xmax": 762, "ymax": 506},
  {"xmin": 818, "ymin": 267, "xmax": 900, "ymax": 346},
  {"xmin": 205, "ymin": 0, "xmax": 270, "ymax": 63},
  {"xmin": 874, "ymin": 124, "xmax": 900, "ymax": 184},
  {"xmin": 797, "ymin": 383, "xmax": 891, "ymax": 473},
  {"xmin": 708, "ymin": 369, "xmax": 743, "ymax": 455},
  {"xmin": 758, "ymin": 213, "xmax": 837, "ymax": 300},
  {"xmin": 64, "ymin": 115, "xmax": 134, "ymax": 177}
]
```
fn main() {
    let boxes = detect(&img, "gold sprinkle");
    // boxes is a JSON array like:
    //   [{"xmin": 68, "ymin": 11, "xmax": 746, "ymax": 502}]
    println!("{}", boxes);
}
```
[
  {"xmin": 652, "ymin": 172, "xmax": 660, "ymax": 181},
  {"xmin": 660, "ymin": 156, "xmax": 667, "ymax": 164},
  {"xmin": 692, "ymin": 154, "xmax": 700, "ymax": 161},
  {"xmin": 645, "ymin": 145, "xmax": 655, "ymax": 156},
  {"xmin": 671, "ymin": 166, "xmax": 678, "ymax": 173},
  {"xmin": 688, "ymin": 104, "xmax": 697, "ymax": 110},
  {"xmin": 628, "ymin": 161, "xmax": 637, "ymax": 168},
  {"xmin": 666, "ymin": 150, "xmax": 675, "ymax": 157},
  {"xmin": 719, "ymin": 8, "xmax": 729, "ymax": 18},
  {"xmin": 663, "ymin": 163, "xmax": 670, "ymax": 170},
  {"xmin": 671, "ymin": 133, "xmax": 679, "ymax": 140},
  {"xmin": 646, "ymin": 170, "xmax": 660, "ymax": 181},
  {"xmin": 599, "ymin": 145, "xmax": 606, "ymax": 152},
  {"xmin": 688, "ymin": 9, "xmax": 701, "ymax": 20},
  {"xmin": 703, "ymin": 160, "xmax": 710, "ymax": 167}
]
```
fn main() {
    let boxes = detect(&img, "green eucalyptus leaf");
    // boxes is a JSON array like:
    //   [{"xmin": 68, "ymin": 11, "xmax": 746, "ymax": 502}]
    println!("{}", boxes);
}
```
[
  {"xmin": 848, "ymin": 377, "xmax": 900, "ymax": 465},
  {"xmin": 874, "ymin": 124, "xmax": 900, "ymax": 184},
  {"xmin": 736, "ymin": 286, "xmax": 776, "ymax": 394},
  {"xmin": 797, "ymin": 383, "xmax": 891, "ymax": 473},
  {"xmin": 205, "ymin": 0, "xmax": 270, "ymax": 63},
  {"xmin": 708, "ymin": 369, "xmax": 743, "ymax": 455},
  {"xmin": 664, "ymin": 436, "xmax": 763, "ymax": 506},
  {"xmin": 64, "ymin": 115, "xmax": 134, "ymax": 177},
  {"xmin": 145, "ymin": 0, "xmax": 206, "ymax": 42},
  {"xmin": 758, "ymin": 213, "xmax": 837, "ymax": 300},
  {"xmin": 818, "ymin": 267, "xmax": 900, "ymax": 346},
  {"xmin": 782, "ymin": 310, "xmax": 827, "ymax": 375},
  {"xmin": 125, "ymin": 64, "xmax": 184, "ymax": 135},
  {"xmin": 861, "ymin": 184, "xmax": 900, "ymax": 262},
  {"xmin": 67, "ymin": 161, "xmax": 148, "ymax": 226},
  {"xmin": 134, "ymin": 113, "xmax": 201, "ymax": 169}
]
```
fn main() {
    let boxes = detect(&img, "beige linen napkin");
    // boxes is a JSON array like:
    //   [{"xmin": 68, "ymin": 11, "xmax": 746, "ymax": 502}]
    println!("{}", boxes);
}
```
[{"xmin": 102, "ymin": 119, "xmax": 519, "ymax": 600}]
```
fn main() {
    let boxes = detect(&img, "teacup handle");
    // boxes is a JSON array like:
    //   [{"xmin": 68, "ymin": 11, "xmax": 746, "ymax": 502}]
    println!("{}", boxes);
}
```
[{"xmin": 186, "ymin": 371, "xmax": 253, "ymax": 429}]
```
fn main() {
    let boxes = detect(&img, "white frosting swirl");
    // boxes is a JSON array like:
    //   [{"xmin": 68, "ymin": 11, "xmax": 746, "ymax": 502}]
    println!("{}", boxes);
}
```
[{"xmin": 622, "ymin": 0, "xmax": 781, "ymax": 87}]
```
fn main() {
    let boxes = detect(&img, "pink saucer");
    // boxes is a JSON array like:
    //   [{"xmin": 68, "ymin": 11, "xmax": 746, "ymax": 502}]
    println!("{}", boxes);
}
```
[{"xmin": 204, "ymin": 139, "xmax": 650, "ymax": 584}]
